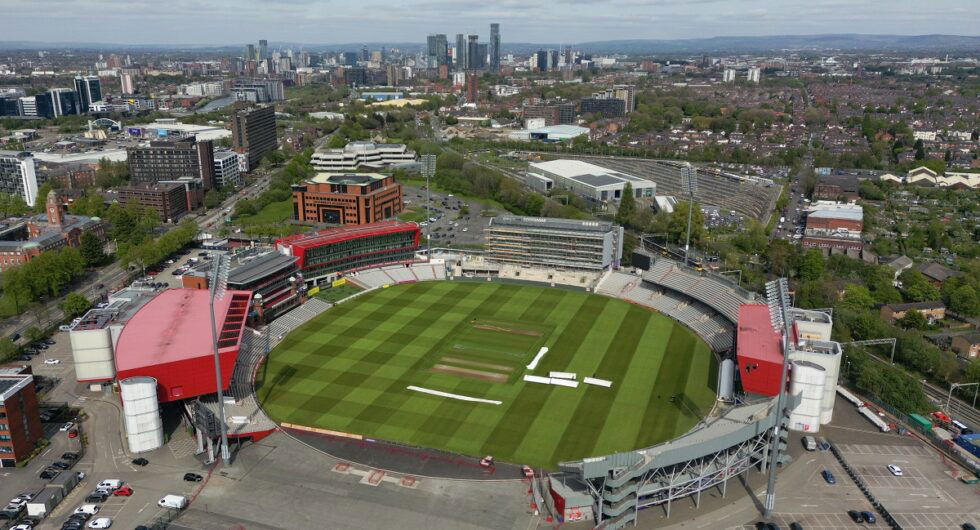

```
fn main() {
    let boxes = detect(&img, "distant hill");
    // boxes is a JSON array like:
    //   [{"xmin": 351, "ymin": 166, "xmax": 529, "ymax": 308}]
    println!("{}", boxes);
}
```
[
  {"xmin": 573, "ymin": 34, "xmax": 980, "ymax": 54},
  {"xmin": 0, "ymin": 34, "xmax": 977, "ymax": 54}
]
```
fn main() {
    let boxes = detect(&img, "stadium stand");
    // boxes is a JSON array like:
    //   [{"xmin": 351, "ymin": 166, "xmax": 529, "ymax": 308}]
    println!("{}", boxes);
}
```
[
  {"xmin": 642, "ymin": 259, "xmax": 756, "ymax": 323},
  {"xmin": 347, "ymin": 261, "xmax": 448, "ymax": 289},
  {"xmin": 596, "ymin": 269, "xmax": 736, "ymax": 352}
]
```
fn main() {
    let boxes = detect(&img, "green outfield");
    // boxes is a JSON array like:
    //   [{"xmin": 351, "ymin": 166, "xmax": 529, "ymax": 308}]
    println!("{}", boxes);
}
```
[{"xmin": 255, "ymin": 281, "xmax": 718, "ymax": 468}]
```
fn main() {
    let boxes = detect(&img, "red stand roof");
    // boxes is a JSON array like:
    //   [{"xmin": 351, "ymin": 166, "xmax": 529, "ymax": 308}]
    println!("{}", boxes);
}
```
[{"xmin": 736, "ymin": 304, "xmax": 784, "ymax": 397}]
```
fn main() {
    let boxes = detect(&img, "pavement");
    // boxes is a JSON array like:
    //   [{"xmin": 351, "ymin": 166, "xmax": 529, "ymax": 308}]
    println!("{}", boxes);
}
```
[{"xmin": 403, "ymin": 185, "xmax": 491, "ymax": 248}]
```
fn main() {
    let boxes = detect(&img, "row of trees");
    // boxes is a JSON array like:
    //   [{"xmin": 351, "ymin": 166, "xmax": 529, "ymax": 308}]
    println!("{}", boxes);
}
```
[
  {"xmin": 2, "ymin": 247, "xmax": 86, "ymax": 315},
  {"xmin": 118, "ymin": 219, "xmax": 200, "ymax": 272}
]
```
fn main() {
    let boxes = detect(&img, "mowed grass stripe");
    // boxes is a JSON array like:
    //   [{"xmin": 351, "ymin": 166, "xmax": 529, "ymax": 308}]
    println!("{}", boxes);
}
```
[
  {"xmin": 590, "ymin": 313, "xmax": 673, "ymax": 452},
  {"xmin": 633, "ymin": 326, "xmax": 701, "ymax": 446},
  {"xmin": 544, "ymin": 305, "xmax": 654, "ymax": 463},
  {"xmin": 343, "ymin": 283, "xmax": 518, "ymax": 439},
  {"xmin": 289, "ymin": 283, "xmax": 498, "ymax": 430},
  {"xmin": 478, "ymin": 294, "xmax": 605, "ymax": 460}
]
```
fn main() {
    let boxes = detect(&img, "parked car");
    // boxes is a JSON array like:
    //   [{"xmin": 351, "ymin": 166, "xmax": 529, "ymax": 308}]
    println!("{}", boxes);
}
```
[
  {"xmin": 887, "ymin": 464, "xmax": 903, "ymax": 476},
  {"xmin": 60, "ymin": 325, "xmax": 72, "ymax": 332},
  {"xmin": 62, "ymin": 452, "xmax": 80, "ymax": 460},
  {"xmin": 821, "ymin": 469, "xmax": 836, "ymax": 485},
  {"xmin": 96, "ymin": 480, "xmax": 122, "ymax": 491},
  {"xmin": 44, "ymin": 359, "xmax": 61, "ymax": 365},
  {"xmin": 51, "ymin": 461, "xmax": 71, "ymax": 470},
  {"xmin": 131, "ymin": 458, "xmax": 148, "ymax": 466},
  {"xmin": 112, "ymin": 487, "xmax": 132, "ymax": 497},
  {"xmin": 182, "ymin": 473, "xmax": 203, "ymax": 482},
  {"xmin": 85, "ymin": 493, "xmax": 108, "ymax": 503},
  {"xmin": 39, "ymin": 468, "xmax": 60, "ymax": 479},
  {"xmin": 861, "ymin": 511, "xmax": 876, "ymax": 524},
  {"xmin": 847, "ymin": 510, "xmax": 863, "ymax": 523},
  {"xmin": 87, "ymin": 518, "xmax": 112, "ymax": 529},
  {"xmin": 74, "ymin": 505, "xmax": 99, "ymax": 516},
  {"xmin": 68, "ymin": 429, "xmax": 78, "ymax": 439},
  {"xmin": 61, "ymin": 422, "xmax": 75, "ymax": 432}
]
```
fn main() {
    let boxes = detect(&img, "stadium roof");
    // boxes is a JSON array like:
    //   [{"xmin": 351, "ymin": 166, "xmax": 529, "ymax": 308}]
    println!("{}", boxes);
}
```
[
  {"xmin": 228, "ymin": 252, "xmax": 297, "ymax": 286},
  {"xmin": 114, "ymin": 288, "xmax": 251, "ymax": 374},
  {"xmin": 490, "ymin": 215, "xmax": 615, "ymax": 233},
  {"xmin": 532, "ymin": 159, "xmax": 648, "ymax": 183},
  {"xmin": 736, "ymin": 304, "xmax": 783, "ymax": 366},
  {"xmin": 275, "ymin": 221, "xmax": 418, "ymax": 251}
]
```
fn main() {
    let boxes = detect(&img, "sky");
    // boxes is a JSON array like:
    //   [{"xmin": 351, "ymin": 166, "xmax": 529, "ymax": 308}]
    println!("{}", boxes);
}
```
[{"xmin": 1, "ymin": 0, "xmax": 978, "ymax": 45}]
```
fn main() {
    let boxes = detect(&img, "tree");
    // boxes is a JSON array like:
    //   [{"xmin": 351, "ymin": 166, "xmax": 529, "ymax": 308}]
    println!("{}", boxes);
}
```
[
  {"xmin": 25, "ymin": 326, "xmax": 44, "ymax": 343},
  {"xmin": 798, "ymin": 249, "xmax": 825, "ymax": 282},
  {"xmin": 0, "ymin": 339, "xmax": 17, "ymax": 364},
  {"xmin": 263, "ymin": 149, "xmax": 287, "ymax": 168},
  {"xmin": 615, "ymin": 183, "xmax": 636, "ymax": 227},
  {"xmin": 897, "ymin": 310, "xmax": 928, "ymax": 330},
  {"xmin": 840, "ymin": 284, "xmax": 875, "ymax": 311},
  {"xmin": 79, "ymin": 232, "xmax": 106, "ymax": 267},
  {"xmin": 34, "ymin": 182, "xmax": 53, "ymax": 212},
  {"xmin": 59, "ymin": 292, "xmax": 92, "ymax": 319},
  {"xmin": 948, "ymin": 285, "xmax": 980, "ymax": 317},
  {"xmin": 203, "ymin": 190, "xmax": 223, "ymax": 209},
  {"xmin": 898, "ymin": 269, "xmax": 940, "ymax": 302},
  {"xmin": 0, "ymin": 192, "xmax": 28, "ymax": 218}
]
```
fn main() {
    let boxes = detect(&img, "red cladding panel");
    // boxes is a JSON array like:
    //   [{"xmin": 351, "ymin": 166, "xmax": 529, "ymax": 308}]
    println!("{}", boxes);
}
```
[{"xmin": 736, "ymin": 304, "xmax": 784, "ymax": 397}]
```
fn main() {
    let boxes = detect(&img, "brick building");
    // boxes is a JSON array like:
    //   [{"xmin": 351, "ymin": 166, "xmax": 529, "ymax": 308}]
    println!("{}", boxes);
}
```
[
  {"xmin": 0, "ymin": 191, "xmax": 107, "ymax": 272},
  {"xmin": 117, "ymin": 182, "xmax": 189, "ymax": 222},
  {"xmin": 952, "ymin": 332, "xmax": 980, "ymax": 360},
  {"xmin": 291, "ymin": 173, "xmax": 403, "ymax": 226},
  {"xmin": 802, "ymin": 201, "xmax": 863, "ymax": 252},
  {"xmin": 127, "ymin": 136, "xmax": 216, "ymax": 190},
  {"xmin": 0, "ymin": 371, "xmax": 43, "ymax": 467},
  {"xmin": 879, "ymin": 300, "xmax": 946, "ymax": 324}
]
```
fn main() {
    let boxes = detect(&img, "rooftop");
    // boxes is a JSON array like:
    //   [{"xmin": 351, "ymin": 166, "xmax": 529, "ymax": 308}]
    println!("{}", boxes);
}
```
[
  {"xmin": 114, "ymin": 289, "xmax": 251, "ymax": 374},
  {"xmin": 489, "ymin": 215, "xmax": 616, "ymax": 233},
  {"xmin": 307, "ymin": 172, "xmax": 388, "ymax": 186},
  {"xmin": 883, "ymin": 300, "xmax": 946, "ymax": 312},
  {"xmin": 0, "ymin": 374, "xmax": 32, "ymax": 403},
  {"xmin": 228, "ymin": 252, "xmax": 298, "ymax": 287},
  {"xmin": 276, "ymin": 221, "xmax": 418, "ymax": 251},
  {"xmin": 807, "ymin": 201, "xmax": 864, "ymax": 221},
  {"xmin": 530, "ymin": 159, "xmax": 648, "ymax": 188},
  {"xmin": 736, "ymin": 304, "xmax": 783, "ymax": 366}
]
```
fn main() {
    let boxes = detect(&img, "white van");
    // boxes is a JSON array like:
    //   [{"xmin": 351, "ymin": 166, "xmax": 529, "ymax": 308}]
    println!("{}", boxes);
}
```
[
  {"xmin": 96, "ymin": 480, "xmax": 122, "ymax": 491},
  {"xmin": 802, "ymin": 436, "xmax": 817, "ymax": 451},
  {"xmin": 157, "ymin": 495, "xmax": 187, "ymax": 510},
  {"xmin": 74, "ymin": 504, "xmax": 100, "ymax": 515}
]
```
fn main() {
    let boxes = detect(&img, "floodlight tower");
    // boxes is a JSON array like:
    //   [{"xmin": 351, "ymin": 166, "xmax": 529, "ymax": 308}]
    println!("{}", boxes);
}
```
[
  {"xmin": 681, "ymin": 163, "xmax": 698, "ymax": 266},
  {"xmin": 763, "ymin": 277, "xmax": 792, "ymax": 517},
  {"xmin": 421, "ymin": 154, "xmax": 437, "ymax": 255},
  {"xmin": 209, "ymin": 254, "xmax": 232, "ymax": 464}
]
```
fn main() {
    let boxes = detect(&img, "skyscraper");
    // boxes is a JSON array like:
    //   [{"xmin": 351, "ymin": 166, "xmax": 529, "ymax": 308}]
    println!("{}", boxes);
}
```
[
  {"xmin": 73, "ymin": 76, "xmax": 102, "ymax": 112},
  {"xmin": 231, "ymin": 105, "xmax": 277, "ymax": 172},
  {"xmin": 747, "ymin": 66, "xmax": 762, "ymax": 83},
  {"xmin": 489, "ymin": 23, "xmax": 501, "ymax": 72},
  {"xmin": 245, "ymin": 44, "xmax": 256, "ymax": 61},
  {"xmin": 426, "ymin": 34, "xmax": 448, "ymax": 67},
  {"xmin": 259, "ymin": 39, "xmax": 268, "ymax": 60},
  {"xmin": 455, "ymin": 34, "xmax": 467, "ymax": 70},
  {"xmin": 535, "ymin": 50, "xmax": 548, "ymax": 72},
  {"xmin": 465, "ymin": 72, "xmax": 479, "ymax": 104},
  {"xmin": 467, "ymin": 35, "xmax": 480, "ymax": 71},
  {"xmin": 120, "ymin": 73, "xmax": 135, "ymax": 95}
]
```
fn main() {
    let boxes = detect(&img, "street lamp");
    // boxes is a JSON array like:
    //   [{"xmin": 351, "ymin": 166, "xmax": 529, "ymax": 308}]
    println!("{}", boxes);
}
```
[
  {"xmin": 421, "ymin": 154, "xmax": 437, "ymax": 256},
  {"xmin": 208, "ymin": 254, "xmax": 232, "ymax": 465}
]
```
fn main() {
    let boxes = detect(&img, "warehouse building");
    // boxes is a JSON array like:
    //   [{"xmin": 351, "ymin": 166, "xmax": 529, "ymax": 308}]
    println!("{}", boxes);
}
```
[
  {"xmin": 802, "ymin": 201, "xmax": 863, "ymax": 252},
  {"xmin": 527, "ymin": 159, "xmax": 655, "ymax": 204},
  {"xmin": 486, "ymin": 216, "xmax": 624, "ymax": 271}
]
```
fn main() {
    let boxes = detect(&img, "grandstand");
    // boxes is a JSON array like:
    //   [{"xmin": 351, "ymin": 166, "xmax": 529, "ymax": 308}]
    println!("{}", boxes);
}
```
[
  {"xmin": 641, "ymin": 259, "xmax": 758, "ymax": 323},
  {"xmin": 526, "ymin": 155, "xmax": 779, "ymax": 221},
  {"xmin": 596, "ymin": 270, "xmax": 735, "ymax": 352},
  {"xmin": 347, "ymin": 261, "xmax": 448, "ymax": 289}
]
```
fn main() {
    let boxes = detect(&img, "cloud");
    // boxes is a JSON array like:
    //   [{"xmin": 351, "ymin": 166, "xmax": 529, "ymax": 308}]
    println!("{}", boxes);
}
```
[{"xmin": 0, "ymin": 0, "xmax": 977, "ymax": 44}]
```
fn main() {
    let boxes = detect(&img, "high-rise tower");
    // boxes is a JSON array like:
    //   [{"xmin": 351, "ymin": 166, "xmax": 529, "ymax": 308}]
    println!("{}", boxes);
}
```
[{"xmin": 489, "ymin": 23, "xmax": 501, "ymax": 72}]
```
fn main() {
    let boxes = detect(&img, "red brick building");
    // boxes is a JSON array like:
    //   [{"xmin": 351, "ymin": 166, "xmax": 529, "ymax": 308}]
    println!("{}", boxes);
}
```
[
  {"xmin": 0, "ymin": 372, "xmax": 43, "ymax": 467},
  {"xmin": 0, "ymin": 190, "xmax": 107, "ymax": 272},
  {"xmin": 291, "ymin": 173, "xmax": 403, "ymax": 226}
]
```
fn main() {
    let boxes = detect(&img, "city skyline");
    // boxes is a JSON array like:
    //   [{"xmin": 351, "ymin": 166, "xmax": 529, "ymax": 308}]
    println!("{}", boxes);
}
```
[{"xmin": 0, "ymin": 0, "xmax": 977, "ymax": 46}]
